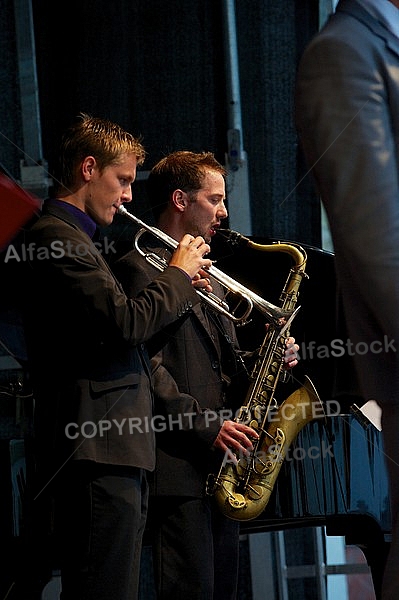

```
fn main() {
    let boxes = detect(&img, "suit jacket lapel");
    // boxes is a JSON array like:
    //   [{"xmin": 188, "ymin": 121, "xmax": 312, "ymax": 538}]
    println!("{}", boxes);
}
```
[
  {"xmin": 338, "ymin": 0, "xmax": 399, "ymax": 59},
  {"xmin": 141, "ymin": 238, "xmax": 224, "ymax": 351}
]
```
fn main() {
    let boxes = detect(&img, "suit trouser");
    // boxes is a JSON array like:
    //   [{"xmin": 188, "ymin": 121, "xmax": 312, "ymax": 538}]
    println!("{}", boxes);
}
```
[
  {"xmin": 148, "ymin": 495, "xmax": 240, "ymax": 600},
  {"xmin": 55, "ymin": 461, "xmax": 149, "ymax": 600}
]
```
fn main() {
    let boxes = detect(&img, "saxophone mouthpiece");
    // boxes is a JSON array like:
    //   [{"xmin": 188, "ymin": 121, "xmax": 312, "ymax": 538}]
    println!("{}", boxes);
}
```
[{"xmin": 217, "ymin": 228, "xmax": 251, "ymax": 247}]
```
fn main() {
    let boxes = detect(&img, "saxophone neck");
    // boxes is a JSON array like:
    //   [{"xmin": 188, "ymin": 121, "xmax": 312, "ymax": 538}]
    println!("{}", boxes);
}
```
[{"xmin": 217, "ymin": 229, "xmax": 308, "ymax": 273}]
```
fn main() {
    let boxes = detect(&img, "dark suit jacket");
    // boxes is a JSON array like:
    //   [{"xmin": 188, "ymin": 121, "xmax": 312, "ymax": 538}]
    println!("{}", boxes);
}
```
[
  {"xmin": 113, "ymin": 242, "xmax": 247, "ymax": 496},
  {"xmin": 22, "ymin": 202, "xmax": 200, "ymax": 474},
  {"xmin": 295, "ymin": 0, "xmax": 399, "ymax": 407}
]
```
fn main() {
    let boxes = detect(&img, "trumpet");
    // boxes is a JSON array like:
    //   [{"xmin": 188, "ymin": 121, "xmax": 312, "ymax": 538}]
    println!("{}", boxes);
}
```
[{"xmin": 118, "ymin": 205, "xmax": 292, "ymax": 326}]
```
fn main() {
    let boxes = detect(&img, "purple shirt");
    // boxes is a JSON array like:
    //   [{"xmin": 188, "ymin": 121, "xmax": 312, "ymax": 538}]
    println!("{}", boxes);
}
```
[{"xmin": 49, "ymin": 198, "xmax": 97, "ymax": 239}]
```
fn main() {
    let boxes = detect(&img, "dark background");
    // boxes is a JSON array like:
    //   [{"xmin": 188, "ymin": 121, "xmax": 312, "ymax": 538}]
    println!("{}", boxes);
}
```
[{"xmin": 1, "ymin": 0, "xmax": 320, "ymax": 243}]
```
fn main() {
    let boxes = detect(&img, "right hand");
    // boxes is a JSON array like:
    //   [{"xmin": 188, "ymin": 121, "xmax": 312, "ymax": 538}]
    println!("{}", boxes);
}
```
[
  {"xmin": 169, "ymin": 234, "xmax": 212, "ymax": 279},
  {"xmin": 213, "ymin": 419, "xmax": 259, "ymax": 463}
]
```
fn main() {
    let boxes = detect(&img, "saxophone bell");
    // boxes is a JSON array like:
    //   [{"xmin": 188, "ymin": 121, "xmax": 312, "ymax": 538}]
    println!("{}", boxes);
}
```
[{"xmin": 206, "ymin": 376, "xmax": 325, "ymax": 521}]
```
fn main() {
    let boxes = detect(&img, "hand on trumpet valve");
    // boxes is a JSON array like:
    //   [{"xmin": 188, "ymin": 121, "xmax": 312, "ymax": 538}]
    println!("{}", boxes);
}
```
[
  {"xmin": 192, "ymin": 269, "xmax": 213, "ymax": 293},
  {"xmin": 169, "ymin": 234, "xmax": 212, "ymax": 279}
]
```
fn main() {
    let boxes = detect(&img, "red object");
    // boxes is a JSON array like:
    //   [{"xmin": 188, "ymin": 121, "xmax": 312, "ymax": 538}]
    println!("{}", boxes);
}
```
[{"xmin": 0, "ymin": 174, "xmax": 40, "ymax": 250}]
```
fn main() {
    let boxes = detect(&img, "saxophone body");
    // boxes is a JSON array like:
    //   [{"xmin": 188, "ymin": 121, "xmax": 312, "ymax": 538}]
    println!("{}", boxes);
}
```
[{"xmin": 206, "ymin": 234, "xmax": 324, "ymax": 521}]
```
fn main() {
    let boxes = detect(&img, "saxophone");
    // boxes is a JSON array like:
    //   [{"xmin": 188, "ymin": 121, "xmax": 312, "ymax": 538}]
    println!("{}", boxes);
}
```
[{"xmin": 206, "ymin": 231, "xmax": 324, "ymax": 521}]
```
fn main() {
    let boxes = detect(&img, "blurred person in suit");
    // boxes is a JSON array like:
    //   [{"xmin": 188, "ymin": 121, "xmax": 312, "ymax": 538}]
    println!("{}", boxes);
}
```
[{"xmin": 295, "ymin": 2, "xmax": 399, "ymax": 598}]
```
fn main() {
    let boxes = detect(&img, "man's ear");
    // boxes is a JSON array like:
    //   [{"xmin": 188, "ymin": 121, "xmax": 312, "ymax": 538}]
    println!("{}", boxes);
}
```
[
  {"xmin": 172, "ymin": 189, "xmax": 188, "ymax": 212},
  {"xmin": 82, "ymin": 156, "xmax": 96, "ymax": 180}
]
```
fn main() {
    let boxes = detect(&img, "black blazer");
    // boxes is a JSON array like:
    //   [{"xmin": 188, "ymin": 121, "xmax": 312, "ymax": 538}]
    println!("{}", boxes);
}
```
[
  {"xmin": 113, "ymin": 242, "xmax": 247, "ymax": 497},
  {"xmin": 22, "ymin": 202, "xmax": 200, "ymax": 474}
]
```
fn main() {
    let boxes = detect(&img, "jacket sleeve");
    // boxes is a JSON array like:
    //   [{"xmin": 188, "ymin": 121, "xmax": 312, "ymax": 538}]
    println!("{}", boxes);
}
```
[
  {"xmin": 150, "ymin": 352, "xmax": 222, "ymax": 449},
  {"xmin": 26, "ymin": 217, "xmax": 200, "ymax": 347},
  {"xmin": 113, "ymin": 250, "xmax": 223, "ymax": 448}
]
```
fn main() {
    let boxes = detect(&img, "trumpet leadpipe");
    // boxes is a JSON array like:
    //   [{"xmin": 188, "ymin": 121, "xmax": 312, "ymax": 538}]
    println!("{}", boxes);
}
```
[{"xmin": 118, "ymin": 204, "xmax": 179, "ymax": 251}]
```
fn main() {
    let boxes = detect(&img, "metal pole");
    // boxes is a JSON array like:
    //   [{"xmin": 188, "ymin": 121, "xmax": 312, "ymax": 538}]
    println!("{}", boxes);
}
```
[
  {"xmin": 14, "ymin": 0, "xmax": 50, "ymax": 198},
  {"xmin": 221, "ymin": 0, "xmax": 252, "ymax": 235}
]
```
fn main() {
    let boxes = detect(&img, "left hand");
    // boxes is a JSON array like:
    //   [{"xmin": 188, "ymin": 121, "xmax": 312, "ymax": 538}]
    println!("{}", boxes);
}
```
[{"xmin": 284, "ymin": 336, "xmax": 299, "ymax": 369}]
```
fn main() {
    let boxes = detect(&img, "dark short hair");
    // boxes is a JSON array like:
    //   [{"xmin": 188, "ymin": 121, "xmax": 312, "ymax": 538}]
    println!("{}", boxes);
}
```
[{"xmin": 147, "ymin": 150, "xmax": 226, "ymax": 220}]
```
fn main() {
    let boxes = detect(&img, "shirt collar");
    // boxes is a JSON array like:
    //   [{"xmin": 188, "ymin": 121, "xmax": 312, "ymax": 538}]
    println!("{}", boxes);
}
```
[
  {"xmin": 49, "ymin": 198, "xmax": 98, "ymax": 239},
  {"xmin": 360, "ymin": 0, "xmax": 399, "ymax": 39}
]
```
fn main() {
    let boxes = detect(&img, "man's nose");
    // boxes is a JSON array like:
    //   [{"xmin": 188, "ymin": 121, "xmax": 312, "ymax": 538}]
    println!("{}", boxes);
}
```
[
  {"xmin": 122, "ymin": 186, "xmax": 133, "ymax": 204},
  {"xmin": 218, "ymin": 201, "xmax": 228, "ymax": 219}
]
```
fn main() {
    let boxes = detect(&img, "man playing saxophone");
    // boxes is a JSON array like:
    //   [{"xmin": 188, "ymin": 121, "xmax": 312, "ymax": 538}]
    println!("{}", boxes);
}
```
[{"xmin": 113, "ymin": 150, "xmax": 299, "ymax": 600}]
